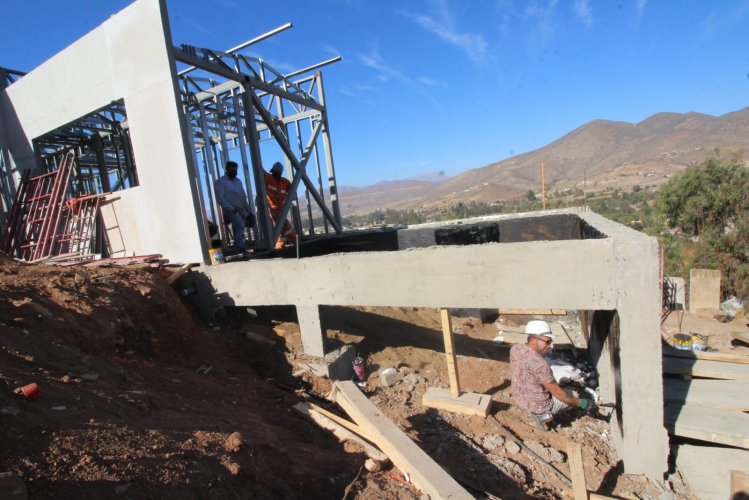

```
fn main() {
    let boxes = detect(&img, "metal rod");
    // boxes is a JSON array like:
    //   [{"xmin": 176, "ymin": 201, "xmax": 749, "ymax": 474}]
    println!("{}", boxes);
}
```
[
  {"xmin": 178, "ymin": 23, "xmax": 293, "ymax": 76},
  {"xmin": 284, "ymin": 56, "xmax": 341, "ymax": 80}
]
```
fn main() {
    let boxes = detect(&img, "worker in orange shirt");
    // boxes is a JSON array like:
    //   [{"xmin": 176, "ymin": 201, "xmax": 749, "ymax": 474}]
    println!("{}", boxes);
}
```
[{"xmin": 264, "ymin": 162, "xmax": 297, "ymax": 249}]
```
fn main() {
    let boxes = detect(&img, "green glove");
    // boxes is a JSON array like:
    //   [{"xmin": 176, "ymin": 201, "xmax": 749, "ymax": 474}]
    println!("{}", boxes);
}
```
[{"xmin": 578, "ymin": 398, "xmax": 593, "ymax": 410}]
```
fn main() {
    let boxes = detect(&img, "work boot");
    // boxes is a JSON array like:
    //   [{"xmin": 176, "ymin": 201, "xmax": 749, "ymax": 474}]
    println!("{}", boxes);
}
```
[{"xmin": 530, "ymin": 412, "xmax": 552, "ymax": 431}]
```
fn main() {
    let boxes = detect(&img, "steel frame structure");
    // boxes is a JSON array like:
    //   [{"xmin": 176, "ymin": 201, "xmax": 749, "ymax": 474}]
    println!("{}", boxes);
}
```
[
  {"xmin": 0, "ymin": 67, "xmax": 26, "ymax": 233},
  {"xmin": 174, "ymin": 25, "xmax": 343, "ymax": 252}
]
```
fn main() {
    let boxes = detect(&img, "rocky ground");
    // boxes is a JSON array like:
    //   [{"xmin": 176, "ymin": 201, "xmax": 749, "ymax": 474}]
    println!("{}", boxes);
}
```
[{"xmin": 1, "ymin": 253, "xmax": 685, "ymax": 499}]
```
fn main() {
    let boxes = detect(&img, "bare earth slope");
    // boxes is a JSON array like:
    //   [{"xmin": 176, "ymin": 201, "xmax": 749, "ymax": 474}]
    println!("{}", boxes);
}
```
[{"xmin": 340, "ymin": 107, "xmax": 749, "ymax": 214}]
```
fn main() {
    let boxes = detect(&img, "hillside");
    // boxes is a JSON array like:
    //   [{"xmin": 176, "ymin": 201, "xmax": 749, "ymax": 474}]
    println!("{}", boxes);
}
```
[{"xmin": 338, "ymin": 107, "xmax": 749, "ymax": 215}]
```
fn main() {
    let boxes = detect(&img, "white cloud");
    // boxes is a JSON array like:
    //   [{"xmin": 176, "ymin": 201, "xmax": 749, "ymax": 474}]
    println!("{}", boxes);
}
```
[
  {"xmin": 697, "ymin": 0, "xmax": 749, "ymax": 40},
  {"xmin": 418, "ymin": 76, "xmax": 448, "ymax": 89},
  {"xmin": 635, "ymin": 0, "xmax": 647, "ymax": 22},
  {"xmin": 573, "ymin": 0, "xmax": 593, "ymax": 27},
  {"xmin": 404, "ymin": 0, "xmax": 488, "ymax": 64},
  {"xmin": 523, "ymin": 0, "xmax": 559, "ymax": 48}
]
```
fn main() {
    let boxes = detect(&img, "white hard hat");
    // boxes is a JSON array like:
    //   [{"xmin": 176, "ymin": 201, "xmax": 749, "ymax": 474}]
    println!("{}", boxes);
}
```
[{"xmin": 525, "ymin": 320, "xmax": 554, "ymax": 338}]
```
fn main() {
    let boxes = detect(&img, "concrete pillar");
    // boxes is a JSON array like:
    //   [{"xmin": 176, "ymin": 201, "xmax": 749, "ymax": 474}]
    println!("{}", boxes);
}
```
[{"xmin": 296, "ymin": 304, "xmax": 325, "ymax": 357}]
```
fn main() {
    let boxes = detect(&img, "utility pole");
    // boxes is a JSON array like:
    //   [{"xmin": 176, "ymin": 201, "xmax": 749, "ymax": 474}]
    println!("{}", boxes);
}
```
[{"xmin": 541, "ymin": 162, "xmax": 546, "ymax": 210}]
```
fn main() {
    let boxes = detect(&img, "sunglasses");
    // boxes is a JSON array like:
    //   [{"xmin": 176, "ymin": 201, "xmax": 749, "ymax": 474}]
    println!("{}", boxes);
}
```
[{"xmin": 535, "ymin": 336, "xmax": 553, "ymax": 345}]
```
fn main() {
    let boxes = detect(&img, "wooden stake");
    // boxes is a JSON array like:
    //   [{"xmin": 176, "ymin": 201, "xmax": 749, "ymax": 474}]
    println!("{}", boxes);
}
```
[
  {"xmin": 566, "ymin": 441, "xmax": 588, "ymax": 500},
  {"xmin": 440, "ymin": 308, "xmax": 461, "ymax": 398}
]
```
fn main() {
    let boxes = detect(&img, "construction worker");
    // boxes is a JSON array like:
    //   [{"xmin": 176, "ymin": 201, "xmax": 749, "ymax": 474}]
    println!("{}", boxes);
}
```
[
  {"xmin": 214, "ymin": 161, "xmax": 251, "ymax": 251},
  {"xmin": 264, "ymin": 161, "xmax": 296, "ymax": 249},
  {"xmin": 510, "ymin": 319, "xmax": 594, "ymax": 429}
]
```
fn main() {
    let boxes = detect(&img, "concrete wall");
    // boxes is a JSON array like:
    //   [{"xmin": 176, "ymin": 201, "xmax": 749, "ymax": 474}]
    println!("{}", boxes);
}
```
[
  {"xmin": 193, "ymin": 208, "xmax": 668, "ymax": 480},
  {"xmin": 0, "ymin": 0, "xmax": 204, "ymax": 263},
  {"xmin": 689, "ymin": 269, "xmax": 721, "ymax": 312}
]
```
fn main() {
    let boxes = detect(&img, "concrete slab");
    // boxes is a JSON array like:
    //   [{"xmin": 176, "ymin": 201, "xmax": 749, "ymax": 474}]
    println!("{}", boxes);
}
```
[
  {"xmin": 422, "ymin": 387, "xmax": 492, "ymax": 417},
  {"xmin": 662, "ymin": 356, "xmax": 749, "ymax": 380},
  {"xmin": 663, "ymin": 378, "xmax": 749, "ymax": 411},
  {"xmin": 676, "ymin": 444, "xmax": 749, "ymax": 500},
  {"xmin": 665, "ymin": 403, "xmax": 749, "ymax": 449},
  {"xmin": 689, "ymin": 269, "xmax": 721, "ymax": 313}
]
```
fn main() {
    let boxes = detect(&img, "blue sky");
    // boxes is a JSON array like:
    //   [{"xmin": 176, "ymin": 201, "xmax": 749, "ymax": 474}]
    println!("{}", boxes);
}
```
[{"xmin": 2, "ymin": 0, "xmax": 748, "ymax": 187}]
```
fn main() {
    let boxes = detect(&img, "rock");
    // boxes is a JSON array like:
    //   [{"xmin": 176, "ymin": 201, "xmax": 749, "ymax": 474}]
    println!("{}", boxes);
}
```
[
  {"xmin": 1, "ymin": 407, "xmax": 20, "ymax": 416},
  {"xmin": 80, "ymin": 372, "xmax": 99, "ymax": 381},
  {"xmin": 364, "ymin": 458, "xmax": 386, "ymax": 472},
  {"xmin": 379, "ymin": 368, "xmax": 403, "ymax": 387},
  {"xmin": 504, "ymin": 441, "xmax": 521, "ymax": 454},
  {"xmin": 526, "ymin": 440, "xmax": 565, "ymax": 463},
  {"xmin": 0, "ymin": 472, "xmax": 26, "ymax": 499},
  {"xmin": 481, "ymin": 434, "xmax": 505, "ymax": 450},
  {"xmin": 224, "ymin": 431, "xmax": 244, "ymax": 453},
  {"xmin": 51, "ymin": 406, "xmax": 67, "ymax": 411},
  {"xmin": 225, "ymin": 462, "xmax": 240, "ymax": 476},
  {"xmin": 403, "ymin": 373, "xmax": 420, "ymax": 386},
  {"xmin": 61, "ymin": 375, "xmax": 71, "ymax": 383}
]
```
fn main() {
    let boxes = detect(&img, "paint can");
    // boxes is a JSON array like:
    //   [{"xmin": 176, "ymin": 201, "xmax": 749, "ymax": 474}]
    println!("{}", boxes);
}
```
[
  {"xmin": 691, "ymin": 333, "xmax": 707, "ymax": 352},
  {"xmin": 672, "ymin": 333, "xmax": 692, "ymax": 350},
  {"xmin": 208, "ymin": 248, "xmax": 224, "ymax": 265}
]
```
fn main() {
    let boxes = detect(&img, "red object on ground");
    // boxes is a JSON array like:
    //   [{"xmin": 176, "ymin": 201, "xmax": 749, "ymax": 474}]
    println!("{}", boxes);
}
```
[{"xmin": 21, "ymin": 383, "xmax": 41, "ymax": 400}]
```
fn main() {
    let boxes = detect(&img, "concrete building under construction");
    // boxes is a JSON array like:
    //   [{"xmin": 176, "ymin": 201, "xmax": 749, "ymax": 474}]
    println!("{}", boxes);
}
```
[{"xmin": 0, "ymin": 0, "xmax": 672, "ymax": 486}]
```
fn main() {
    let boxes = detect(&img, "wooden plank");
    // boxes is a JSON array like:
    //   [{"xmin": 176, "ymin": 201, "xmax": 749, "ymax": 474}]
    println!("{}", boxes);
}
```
[
  {"xmin": 663, "ymin": 345, "xmax": 749, "ymax": 365},
  {"xmin": 732, "ymin": 470, "xmax": 749, "ymax": 495},
  {"xmin": 676, "ymin": 444, "xmax": 749, "ymax": 500},
  {"xmin": 566, "ymin": 441, "xmax": 587, "ymax": 500},
  {"xmin": 440, "ymin": 308, "xmax": 461, "ymax": 398},
  {"xmin": 332, "ymin": 380, "xmax": 472, "ymax": 500},
  {"xmin": 166, "ymin": 263, "xmax": 193, "ymax": 285},
  {"xmin": 499, "ymin": 309, "xmax": 566, "ymax": 315},
  {"xmin": 307, "ymin": 402, "xmax": 371, "ymax": 440},
  {"xmin": 422, "ymin": 387, "xmax": 491, "ymax": 417},
  {"xmin": 662, "ymin": 356, "xmax": 749, "ymax": 380},
  {"xmin": 665, "ymin": 404, "xmax": 749, "ymax": 449},
  {"xmin": 663, "ymin": 378, "xmax": 749, "ymax": 411},
  {"xmin": 732, "ymin": 331, "xmax": 749, "ymax": 346},
  {"xmin": 292, "ymin": 402, "xmax": 388, "ymax": 462}
]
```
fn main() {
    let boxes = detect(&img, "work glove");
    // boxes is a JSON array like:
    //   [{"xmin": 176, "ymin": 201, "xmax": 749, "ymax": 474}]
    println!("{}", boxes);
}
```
[{"xmin": 578, "ymin": 398, "xmax": 595, "ymax": 411}]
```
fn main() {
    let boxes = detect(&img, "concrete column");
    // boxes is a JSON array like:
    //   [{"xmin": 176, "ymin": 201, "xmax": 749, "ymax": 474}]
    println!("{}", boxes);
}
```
[{"xmin": 296, "ymin": 304, "xmax": 325, "ymax": 357}]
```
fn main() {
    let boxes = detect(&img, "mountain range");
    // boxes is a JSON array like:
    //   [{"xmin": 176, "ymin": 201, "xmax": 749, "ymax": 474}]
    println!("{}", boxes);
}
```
[{"xmin": 337, "ymin": 107, "xmax": 749, "ymax": 216}]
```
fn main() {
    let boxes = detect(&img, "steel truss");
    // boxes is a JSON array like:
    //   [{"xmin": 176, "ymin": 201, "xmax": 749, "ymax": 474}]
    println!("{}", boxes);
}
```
[
  {"xmin": 34, "ymin": 100, "xmax": 139, "ymax": 197},
  {"xmin": 174, "ymin": 24, "xmax": 343, "ymax": 252}
]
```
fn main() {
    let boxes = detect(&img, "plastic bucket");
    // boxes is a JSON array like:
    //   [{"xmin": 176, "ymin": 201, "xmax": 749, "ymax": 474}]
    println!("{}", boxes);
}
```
[
  {"xmin": 672, "ymin": 333, "xmax": 692, "ymax": 350},
  {"xmin": 691, "ymin": 333, "xmax": 707, "ymax": 352}
]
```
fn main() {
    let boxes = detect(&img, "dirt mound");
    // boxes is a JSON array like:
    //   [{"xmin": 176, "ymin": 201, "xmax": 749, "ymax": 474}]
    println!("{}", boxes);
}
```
[
  {"xmin": 0, "ymin": 256, "xmax": 362, "ymax": 498},
  {"xmin": 0, "ymin": 256, "xmax": 198, "ymax": 358}
]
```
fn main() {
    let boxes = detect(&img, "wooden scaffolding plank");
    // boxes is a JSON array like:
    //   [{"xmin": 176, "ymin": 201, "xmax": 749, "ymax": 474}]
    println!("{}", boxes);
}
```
[
  {"xmin": 676, "ymin": 444, "xmax": 749, "ymax": 500},
  {"xmin": 662, "ymin": 356, "xmax": 749, "ymax": 380},
  {"xmin": 332, "ymin": 380, "xmax": 472, "ymax": 500},
  {"xmin": 663, "ymin": 378, "xmax": 749, "ymax": 411},
  {"xmin": 665, "ymin": 404, "xmax": 749, "ymax": 449}
]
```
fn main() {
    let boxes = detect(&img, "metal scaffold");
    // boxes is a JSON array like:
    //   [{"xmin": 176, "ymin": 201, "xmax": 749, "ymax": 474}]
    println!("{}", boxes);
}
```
[{"xmin": 173, "ymin": 23, "xmax": 343, "ymax": 253}]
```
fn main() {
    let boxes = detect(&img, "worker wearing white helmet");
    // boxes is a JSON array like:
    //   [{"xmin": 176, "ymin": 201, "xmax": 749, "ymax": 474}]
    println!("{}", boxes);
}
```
[{"xmin": 510, "ymin": 319, "xmax": 594, "ymax": 429}]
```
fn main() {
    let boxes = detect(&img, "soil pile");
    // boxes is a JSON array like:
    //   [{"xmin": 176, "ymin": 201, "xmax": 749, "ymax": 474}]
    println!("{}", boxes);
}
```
[{"xmin": 0, "ymin": 255, "xmax": 360, "ymax": 498}]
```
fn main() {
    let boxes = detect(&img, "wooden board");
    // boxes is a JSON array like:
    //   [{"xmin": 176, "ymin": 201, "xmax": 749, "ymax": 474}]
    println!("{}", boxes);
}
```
[
  {"xmin": 663, "ymin": 378, "xmax": 749, "ymax": 411},
  {"xmin": 440, "ymin": 309, "xmax": 461, "ymax": 397},
  {"xmin": 566, "ymin": 441, "xmax": 587, "ymax": 500},
  {"xmin": 732, "ymin": 331, "xmax": 749, "ymax": 346},
  {"xmin": 332, "ymin": 381, "xmax": 472, "ymax": 500},
  {"xmin": 665, "ymin": 404, "xmax": 749, "ymax": 449},
  {"xmin": 733, "ymin": 470, "xmax": 749, "ymax": 495},
  {"xmin": 422, "ymin": 387, "xmax": 492, "ymax": 417},
  {"xmin": 663, "ymin": 345, "xmax": 749, "ymax": 365},
  {"xmin": 292, "ymin": 402, "xmax": 388, "ymax": 462},
  {"xmin": 676, "ymin": 444, "xmax": 749, "ymax": 500},
  {"xmin": 662, "ymin": 356, "xmax": 749, "ymax": 380}
]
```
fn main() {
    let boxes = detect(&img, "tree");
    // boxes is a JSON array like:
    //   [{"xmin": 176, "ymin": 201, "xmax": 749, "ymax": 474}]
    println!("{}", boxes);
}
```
[
  {"xmin": 526, "ymin": 189, "xmax": 536, "ymax": 201},
  {"xmin": 652, "ymin": 155, "xmax": 749, "ymax": 300}
]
